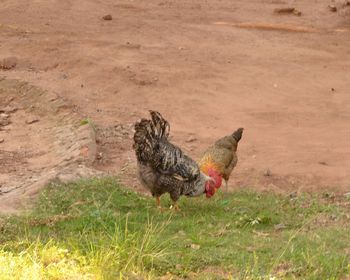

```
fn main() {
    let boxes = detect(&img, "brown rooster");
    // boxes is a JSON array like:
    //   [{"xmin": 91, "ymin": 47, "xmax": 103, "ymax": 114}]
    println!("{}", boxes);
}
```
[
  {"xmin": 198, "ymin": 128, "xmax": 244, "ymax": 194},
  {"xmin": 133, "ymin": 111, "xmax": 221, "ymax": 210}
]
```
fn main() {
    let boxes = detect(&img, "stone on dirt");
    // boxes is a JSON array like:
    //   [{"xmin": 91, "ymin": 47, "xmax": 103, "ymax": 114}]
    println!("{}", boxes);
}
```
[
  {"xmin": 102, "ymin": 14, "xmax": 112, "ymax": 20},
  {"xmin": 263, "ymin": 168, "xmax": 272, "ymax": 177},
  {"xmin": 186, "ymin": 135, "xmax": 197, "ymax": 143},
  {"xmin": 0, "ymin": 57, "xmax": 17, "ymax": 70},
  {"xmin": 273, "ymin": 7, "xmax": 301, "ymax": 16},
  {"xmin": 328, "ymin": 5, "xmax": 337, "ymax": 12},
  {"xmin": 25, "ymin": 118, "xmax": 40, "ymax": 124}
]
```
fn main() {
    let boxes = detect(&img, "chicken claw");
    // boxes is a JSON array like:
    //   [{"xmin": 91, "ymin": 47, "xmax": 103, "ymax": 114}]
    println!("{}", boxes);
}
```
[{"xmin": 170, "ymin": 201, "xmax": 181, "ymax": 212}]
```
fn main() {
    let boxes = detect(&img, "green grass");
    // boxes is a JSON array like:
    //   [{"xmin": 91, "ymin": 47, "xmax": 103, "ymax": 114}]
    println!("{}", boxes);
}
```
[{"xmin": 0, "ymin": 177, "xmax": 349, "ymax": 279}]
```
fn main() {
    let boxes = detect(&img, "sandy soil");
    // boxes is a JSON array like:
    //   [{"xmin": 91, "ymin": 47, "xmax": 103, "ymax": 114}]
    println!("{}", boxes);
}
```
[{"xmin": 1, "ymin": 0, "xmax": 350, "ymax": 207}]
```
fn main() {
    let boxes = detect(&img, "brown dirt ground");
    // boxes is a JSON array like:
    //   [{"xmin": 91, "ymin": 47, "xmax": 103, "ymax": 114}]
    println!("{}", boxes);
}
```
[
  {"xmin": 1, "ymin": 0, "xmax": 350, "ymax": 210},
  {"xmin": 0, "ymin": 79, "xmax": 99, "ymax": 213}
]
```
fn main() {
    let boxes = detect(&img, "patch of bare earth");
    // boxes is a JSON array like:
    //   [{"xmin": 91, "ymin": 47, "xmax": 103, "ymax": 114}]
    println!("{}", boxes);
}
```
[
  {"xmin": 1, "ymin": 0, "xmax": 350, "ymax": 212},
  {"xmin": 0, "ymin": 79, "xmax": 100, "ymax": 213}
]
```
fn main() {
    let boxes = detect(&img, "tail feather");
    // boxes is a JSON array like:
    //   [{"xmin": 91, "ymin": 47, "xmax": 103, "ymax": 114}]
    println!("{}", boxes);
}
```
[
  {"xmin": 232, "ymin": 128, "xmax": 244, "ymax": 142},
  {"xmin": 133, "ymin": 111, "xmax": 169, "ymax": 162},
  {"xmin": 149, "ymin": 110, "xmax": 170, "ymax": 139}
]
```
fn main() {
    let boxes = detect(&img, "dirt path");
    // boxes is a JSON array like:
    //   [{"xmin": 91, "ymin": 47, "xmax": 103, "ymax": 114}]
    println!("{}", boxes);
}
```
[{"xmin": 1, "ymin": 0, "xmax": 350, "ymax": 211}]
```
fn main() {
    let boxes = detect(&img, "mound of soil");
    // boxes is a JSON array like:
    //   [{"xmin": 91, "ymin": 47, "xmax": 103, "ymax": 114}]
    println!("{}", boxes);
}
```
[{"xmin": 0, "ymin": 79, "xmax": 100, "ymax": 213}]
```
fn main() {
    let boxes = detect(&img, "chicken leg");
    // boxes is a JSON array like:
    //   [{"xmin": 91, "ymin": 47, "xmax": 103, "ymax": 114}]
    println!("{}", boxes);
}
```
[
  {"xmin": 156, "ymin": 196, "xmax": 165, "ymax": 211},
  {"xmin": 225, "ymin": 180, "xmax": 229, "ymax": 193}
]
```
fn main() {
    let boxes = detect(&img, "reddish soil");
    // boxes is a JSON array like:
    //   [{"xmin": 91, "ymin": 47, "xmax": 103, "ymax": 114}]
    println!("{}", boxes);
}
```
[
  {"xmin": 1, "ymin": 0, "xmax": 350, "ymax": 210},
  {"xmin": 0, "ymin": 79, "xmax": 98, "ymax": 213}
]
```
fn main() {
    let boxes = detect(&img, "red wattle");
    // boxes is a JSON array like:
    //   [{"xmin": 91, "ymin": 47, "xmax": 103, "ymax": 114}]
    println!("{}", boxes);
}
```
[{"xmin": 207, "ymin": 168, "xmax": 222, "ymax": 189}]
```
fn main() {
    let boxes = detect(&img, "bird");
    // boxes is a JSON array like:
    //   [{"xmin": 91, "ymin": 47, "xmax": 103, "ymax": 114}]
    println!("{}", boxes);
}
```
[
  {"xmin": 198, "ymin": 128, "xmax": 243, "ymax": 193},
  {"xmin": 133, "ymin": 111, "xmax": 221, "ymax": 210}
]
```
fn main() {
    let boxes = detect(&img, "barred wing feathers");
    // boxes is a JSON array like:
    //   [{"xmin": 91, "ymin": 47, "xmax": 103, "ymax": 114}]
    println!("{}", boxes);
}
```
[{"xmin": 133, "ymin": 110, "xmax": 200, "ymax": 182}]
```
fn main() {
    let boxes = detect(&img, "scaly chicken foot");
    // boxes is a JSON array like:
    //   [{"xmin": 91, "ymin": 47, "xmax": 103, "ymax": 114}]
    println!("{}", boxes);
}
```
[{"xmin": 170, "ymin": 201, "xmax": 181, "ymax": 211}]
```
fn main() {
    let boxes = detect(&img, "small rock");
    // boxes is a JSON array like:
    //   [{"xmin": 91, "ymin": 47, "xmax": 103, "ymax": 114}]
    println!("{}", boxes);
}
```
[
  {"xmin": 323, "ymin": 192, "xmax": 335, "ymax": 199},
  {"xmin": 123, "ymin": 43, "xmax": 141, "ymax": 49},
  {"xmin": 274, "ymin": 7, "xmax": 295, "ymax": 14},
  {"xmin": 289, "ymin": 191, "xmax": 298, "ymax": 198},
  {"xmin": 0, "ymin": 57, "xmax": 17, "ymax": 70},
  {"xmin": 274, "ymin": 223, "xmax": 287, "ymax": 230},
  {"xmin": 102, "ymin": 14, "xmax": 113, "ymax": 20},
  {"xmin": 273, "ymin": 7, "xmax": 302, "ymax": 16},
  {"xmin": 186, "ymin": 135, "xmax": 197, "ymax": 143},
  {"xmin": 344, "ymin": 192, "xmax": 350, "ymax": 199},
  {"xmin": 246, "ymin": 246, "xmax": 255, "ymax": 252},
  {"xmin": 0, "ymin": 138, "xmax": 4, "ymax": 143},
  {"xmin": 190, "ymin": 244, "xmax": 200, "ymax": 250},
  {"xmin": 0, "ymin": 118, "xmax": 11, "ymax": 127},
  {"xmin": 263, "ymin": 168, "xmax": 272, "ymax": 177},
  {"xmin": 293, "ymin": 10, "xmax": 302, "ymax": 16},
  {"xmin": 0, "ymin": 113, "xmax": 9, "ymax": 119},
  {"xmin": 96, "ymin": 152, "xmax": 103, "ymax": 160},
  {"xmin": 25, "ymin": 118, "xmax": 39, "ymax": 124},
  {"xmin": 56, "ymin": 173, "xmax": 80, "ymax": 184},
  {"xmin": 331, "ymin": 88, "xmax": 335, "ymax": 92},
  {"xmin": 2, "ymin": 106, "xmax": 18, "ymax": 113},
  {"xmin": 328, "ymin": 5, "xmax": 337, "ymax": 12},
  {"xmin": 49, "ymin": 94, "xmax": 58, "ymax": 102},
  {"xmin": 60, "ymin": 73, "xmax": 68, "ymax": 80},
  {"xmin": 137, "ymin": 80, "xmax": 150, "ymax": 86},
  {"xmin": 318, "ymin": 161, "xmax": 328, "ymax": 166}
]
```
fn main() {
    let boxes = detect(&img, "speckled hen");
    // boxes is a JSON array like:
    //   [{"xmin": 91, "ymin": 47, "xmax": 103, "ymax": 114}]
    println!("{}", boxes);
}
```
[{"xmin": 133, "ymin": 111, "xmax": 220, "ymax": 210}]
